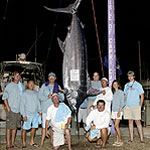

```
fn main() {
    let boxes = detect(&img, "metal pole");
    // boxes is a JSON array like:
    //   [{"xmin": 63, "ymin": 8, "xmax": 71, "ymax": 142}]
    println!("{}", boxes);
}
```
[{"xmin": 35, "ymin": 28, "xmax": 38, "ymax": 62}]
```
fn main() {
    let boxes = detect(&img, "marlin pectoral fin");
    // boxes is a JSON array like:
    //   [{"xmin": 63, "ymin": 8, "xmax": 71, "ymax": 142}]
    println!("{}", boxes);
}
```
[
  {"xmin": 57, "ymin": 37, "xmax": 65, "ymax": 53},
  {"xmin": 87, "ymin": 86, "xmax": 101, "ymax": 97},
  {"xmin": 80, "ymin": 22, "xmax": 85, "ymax": 29}
]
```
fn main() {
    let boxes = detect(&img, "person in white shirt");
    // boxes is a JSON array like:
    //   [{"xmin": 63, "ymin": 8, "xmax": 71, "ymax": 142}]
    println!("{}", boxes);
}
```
[
  {"xmin": 90, "ymin": 77, "xmax": 113, "ymax": 113},
  {"xmin": 45, "ymin": 93, "xmax": 72, "ymax": 150},
  {"xmin": 86, "ymin": 99, "xmax": 111, "ymax": 150}
]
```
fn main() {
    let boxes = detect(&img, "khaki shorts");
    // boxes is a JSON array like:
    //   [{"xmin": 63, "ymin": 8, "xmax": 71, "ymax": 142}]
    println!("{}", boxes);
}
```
[
  {"xmin": 6, "ymin": 110, "xmax": 21, "ymax": 129},
  {"xmin": 78, "ymin": 108, "xmax": 87, "ymax": 123},
  {"xmin": 123, "ymin": 106, "xmax": 141, "ymax": 120}
]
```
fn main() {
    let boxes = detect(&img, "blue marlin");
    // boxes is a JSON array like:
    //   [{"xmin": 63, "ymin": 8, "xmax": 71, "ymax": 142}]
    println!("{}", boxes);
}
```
[{"xmin": 45, "ymin": 0, "xmax": 101, "ymax": 113}]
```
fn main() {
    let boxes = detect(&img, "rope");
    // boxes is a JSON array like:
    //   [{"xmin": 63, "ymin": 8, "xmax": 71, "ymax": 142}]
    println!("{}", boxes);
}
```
[
  {"xmin": 26, "ymin": 32, "xmax": 43, "ymax": 58},
  {"xmin": 3, "ymin": 0, "xmax": 9, "ymax": 20},
  {"xmin": 42, "ymin": 0, "xmax": 63, "ymax": 73},
  {"xmin": 90, "ymin": 0, "xmax": 104, "ymax": 77}
]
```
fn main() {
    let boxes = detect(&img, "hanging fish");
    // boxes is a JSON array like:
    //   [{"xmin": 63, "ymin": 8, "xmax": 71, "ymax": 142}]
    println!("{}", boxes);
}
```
[{"xmin": 44, "ymin": 0, "xmax": 101, "ymax": 113}]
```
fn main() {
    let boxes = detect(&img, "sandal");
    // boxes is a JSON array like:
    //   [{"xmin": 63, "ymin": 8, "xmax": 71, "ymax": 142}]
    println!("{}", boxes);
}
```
[
  {"xmin": 11, "ymin": 145, "xmax": 19, "ymax": 149},
  {"xmin": 112, "ymin": 141, "xmax": 119, "ymax": 145},
  {"xmin": 95, "ymin": 144, "xmax": 101, "ymax": 147},
  {"xmin": 128, "ymin": 140, "xmax": 133, "ymax": 143},
  {"xmin": 45, "ymin": 136, "xmax": 49, "ymax": 139},
  {"xmin": 22, "ymin": 146, "xmax": 27, "ymax": 149},
  {"xmin": 102, "ymin": 147, "xmax": 106, "ymax": 150},
  {"xmin": 116, "ymin": 142, "xmax": 123, "ymax": 147},
  {"xmin": 45, "ymin": 134, "xmax": 50, "ymax": 139},
  {"xmin": 30, "ymin": 143, "xmax": 39, "ymax": 148},
  {"xmin": 112, "ymin": 142, "xmax": 119, "ymax": 146},
  {"xmin": 140, "ymin": 141, "xmax": 145, "ymax": 145}
]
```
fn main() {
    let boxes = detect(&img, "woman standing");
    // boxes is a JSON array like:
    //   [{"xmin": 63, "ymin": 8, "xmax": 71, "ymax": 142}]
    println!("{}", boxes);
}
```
[{"xmin": 111, "ymin": 80, "xmax": 124, "ymax": 146}]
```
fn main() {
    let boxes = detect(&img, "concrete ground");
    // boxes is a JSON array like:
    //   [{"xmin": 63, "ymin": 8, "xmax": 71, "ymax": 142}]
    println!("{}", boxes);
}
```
[{"xmin": 0, "ymin": 127, "xmax": 150, "ymax": 150}]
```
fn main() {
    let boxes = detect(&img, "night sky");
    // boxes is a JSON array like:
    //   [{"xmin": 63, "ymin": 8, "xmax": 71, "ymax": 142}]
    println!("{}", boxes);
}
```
[{"xmin": 0, "ymin": 0, "xmax": 149, "ymax": 87}]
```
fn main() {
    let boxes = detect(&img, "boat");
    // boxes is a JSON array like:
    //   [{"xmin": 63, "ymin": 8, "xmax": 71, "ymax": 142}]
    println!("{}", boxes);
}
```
[{"xmin": 0, "ymin": 53, "xmax": 45, "ymax": 120}]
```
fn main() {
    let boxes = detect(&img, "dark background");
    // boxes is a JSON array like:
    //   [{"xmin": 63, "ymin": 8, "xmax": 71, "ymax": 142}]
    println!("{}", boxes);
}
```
[{"xmin": 0, "ymin": 0, "xmax": 149, "ymax": 87}]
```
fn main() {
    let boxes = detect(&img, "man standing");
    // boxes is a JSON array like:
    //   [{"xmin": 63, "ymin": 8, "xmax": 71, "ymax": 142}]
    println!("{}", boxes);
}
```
[
  {"xmin": 87, "ymin": 72, "xmax": 102, "ymax": 114},
  {"xmin": 124, "ymin": 71, "xmax": 144, "ymax": 143},
  {"xmin": 39, "ymin": 72, "xmax": 64, "ymax": 147},
  {"xmin": 2, "ymin": 71, "xmax": 24, "ymax": 149},
  {"xmin": 20, "ymin": 80, "xmax": 41, "ymax": 148},
  {"xmin": 45, "ymin": 93, "xmax": 72, "ymax": 150},
  {"xmin": 86, "ymin": 100, "xmax": 110, "ymax": 150}
]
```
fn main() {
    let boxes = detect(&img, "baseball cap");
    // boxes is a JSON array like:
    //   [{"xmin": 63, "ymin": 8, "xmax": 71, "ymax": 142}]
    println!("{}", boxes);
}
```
[
  {"xmin": 51, "ymin": 93, "xmax": 59, "ymax": 98},
  {"xmin": 127, "ymin": 71, "xmax": 135, "ymax": 76},
  {"xmin": 48, "ymin": 72, "xmax": 56, "ymax": 77},
  {"xmin": 101, "ymin": 77, "xmax": 108, "ymax": 82}
]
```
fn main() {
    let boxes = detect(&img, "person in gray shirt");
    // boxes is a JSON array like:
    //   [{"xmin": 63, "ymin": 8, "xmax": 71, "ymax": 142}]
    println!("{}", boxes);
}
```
[
  {"xmin": 20, "ymin": 80, "xmax": 41, "ymax": 148},
  {"xmin": 111, "ymin": 80, "xmax": 124, "ymax": 147},
  {"xmin": 87, "ymin": 72, "xmax": 101, "ymax": 114},
  {"xmin": 2, "ymin": 71, "xmax": 24, "ymax": 149}
]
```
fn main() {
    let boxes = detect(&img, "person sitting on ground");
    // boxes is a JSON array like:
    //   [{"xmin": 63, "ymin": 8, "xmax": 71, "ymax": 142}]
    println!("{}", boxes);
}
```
[
  {"xmin": 45, "ymin": 93, "xmax": 72, "ymax": 150},
  {"xmin": 20, "ymin": 80, "xmax": 42, "ymax": 148},
  {"xmin": 85, "ymin": 99, "xmax": 111, "ymax": 150}
]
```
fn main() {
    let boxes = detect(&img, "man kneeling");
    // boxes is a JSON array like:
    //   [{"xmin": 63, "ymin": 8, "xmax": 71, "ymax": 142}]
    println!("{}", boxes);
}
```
[
  {"xmin": 85, "ymin": 99, "xmax": 110, "ymax": 150},
  {"xmin": 45, "ymin": 93, "xmax": 72, "ymax": 150}
]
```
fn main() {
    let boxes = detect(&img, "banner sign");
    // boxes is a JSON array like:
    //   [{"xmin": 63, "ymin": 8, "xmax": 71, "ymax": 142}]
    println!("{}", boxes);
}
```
[{"xmin": 108, "ymin": 0, "xmax": 116, "ymax": 87}]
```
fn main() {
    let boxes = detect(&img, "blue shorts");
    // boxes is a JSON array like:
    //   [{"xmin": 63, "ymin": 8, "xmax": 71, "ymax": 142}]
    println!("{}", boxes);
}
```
[{"xmin": 22, "ymin": 113, "xmax": 40, "ymax": 130}]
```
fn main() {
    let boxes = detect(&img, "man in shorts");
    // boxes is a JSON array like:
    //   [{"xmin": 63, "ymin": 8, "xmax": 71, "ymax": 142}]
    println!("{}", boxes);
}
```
[
  {"xmin": 2, "ymin": 71, "xmax": 24, "ymax": 149},
  {"xmin": 85, "ymin": 100, "xmax": 110, "ymax": 150},
  {"xmin": 124, "ymin": 71, "xmax": 144, "ymax": 144},
  {"xmin": 20, "ymin": 80, "xmax": 41, "ymax": 148}
]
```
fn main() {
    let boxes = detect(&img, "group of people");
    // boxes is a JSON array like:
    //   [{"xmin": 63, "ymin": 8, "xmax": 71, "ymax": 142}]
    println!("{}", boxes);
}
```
[
  {"xmin": 2, "ymin": 70, "xmax": 145, "ymax": 150},
  {"xmin": 77, "ymin": 71, "xmax": 144, "ymax": 149},
  {"xmin": 2, "ymin": 71, "xmax": 71, "ymax": 150}
]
